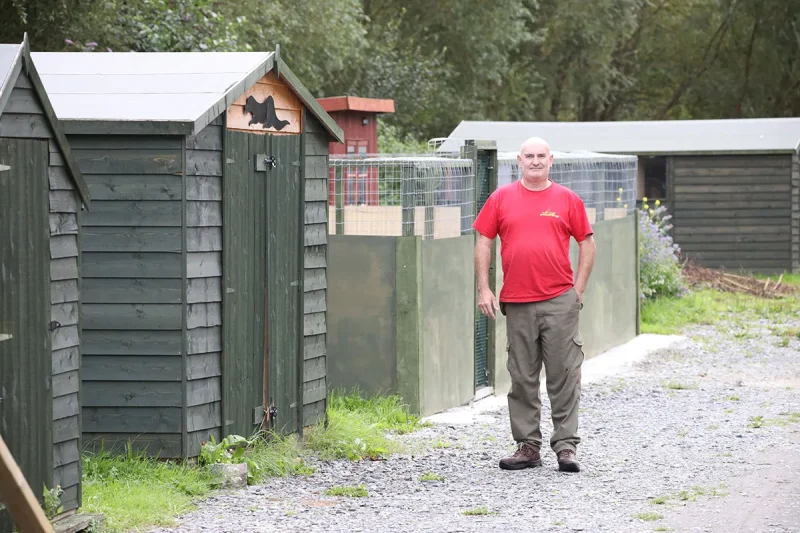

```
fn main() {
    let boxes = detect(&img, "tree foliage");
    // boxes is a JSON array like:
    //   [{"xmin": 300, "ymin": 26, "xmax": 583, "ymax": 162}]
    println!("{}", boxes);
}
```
[{"xmin": 1, "ymin": 0, "xmax": 796, "ymax": 143}]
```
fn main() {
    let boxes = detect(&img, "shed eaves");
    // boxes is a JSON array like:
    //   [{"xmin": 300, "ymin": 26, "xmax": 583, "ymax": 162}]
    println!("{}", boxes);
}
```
[
  {"xmin": 29, "ymin": 50, "xmax": 345, "ymax": 142},
  {"xmin": 0, "ymin": 36, "xmax": 90, "ymax": 206},
  {"xmin": 446, "ymin": 118, "xmax": 800, "ymax": 155}
]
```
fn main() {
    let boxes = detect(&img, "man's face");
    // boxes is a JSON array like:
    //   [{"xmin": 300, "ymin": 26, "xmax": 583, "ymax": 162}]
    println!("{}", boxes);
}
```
[{"xmin": 517, "ymin": 141, "xmax": 553, "ymax": 180}]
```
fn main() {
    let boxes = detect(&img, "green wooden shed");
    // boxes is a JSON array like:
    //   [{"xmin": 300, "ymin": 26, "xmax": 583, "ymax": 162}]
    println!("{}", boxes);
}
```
[
  {"xmin": 31, "ymin": 47, "xmax": 344, "ymax": 459},
  {"xmin": 0, "ymin": 35, "xmax": 91, "ymax": 530}
]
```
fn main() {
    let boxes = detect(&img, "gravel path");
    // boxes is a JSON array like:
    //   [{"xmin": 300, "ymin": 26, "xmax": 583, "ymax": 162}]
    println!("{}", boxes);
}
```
[{"xmin": 151, "ymin": 315, "xmax": 800, "ymax": 533}]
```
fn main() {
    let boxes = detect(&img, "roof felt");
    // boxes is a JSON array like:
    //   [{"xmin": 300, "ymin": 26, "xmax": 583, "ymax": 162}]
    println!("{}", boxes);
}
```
[
  {"xmin": 445, "ymin": 118, "xmax": 800, "ymax": 155},
  {"xmin": 0, "ymin": 43, "xmax": 22, "ymax": 101},
  {"xmin": 0, "ymin": 35, "xmax": 90, "ymax": 206},
  {"xmin": 29, "ymin": 50, "xmax": 345, "ymax": 142}
]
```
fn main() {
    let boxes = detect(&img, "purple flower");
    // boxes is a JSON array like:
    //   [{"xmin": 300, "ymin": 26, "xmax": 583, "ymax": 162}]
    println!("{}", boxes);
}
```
[{"xmin": 64, "ymin": 39, "xmax": 74, "ymax": 45}]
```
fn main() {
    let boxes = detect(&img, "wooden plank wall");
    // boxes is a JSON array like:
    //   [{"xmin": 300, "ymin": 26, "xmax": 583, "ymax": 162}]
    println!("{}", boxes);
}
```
[
  {"xmin": 792, "ymin": 153, "xmax": 799, "ymax": 274},
  {"xmin": 302, "ymin": 115, "xmax": 329, "ymax": 427},
  {"xmin": 184, "ymin": 117, "xmax": 223, "ymax": 457},
  {"xmin": 2, "ymin": 72, "xmax": 83, "ymax": 514},
  {"xmin": 670, "ymin": 155, "xmax": 793, "ymax": 273},
  {"xmin": 75, "ymin": 133, "xmax": 185, "ymax": 459}
]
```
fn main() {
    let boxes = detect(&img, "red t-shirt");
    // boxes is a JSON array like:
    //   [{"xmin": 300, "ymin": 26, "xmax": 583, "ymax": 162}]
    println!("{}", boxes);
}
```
[{"xmin": 473, "ymin": 180, "xmax": 594, "ymax": 303}]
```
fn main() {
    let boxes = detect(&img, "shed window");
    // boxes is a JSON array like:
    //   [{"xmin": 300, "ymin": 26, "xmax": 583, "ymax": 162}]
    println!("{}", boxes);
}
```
[{"xmin": 642, "ymin": 156, "xmax": 667, "ymax": 201}]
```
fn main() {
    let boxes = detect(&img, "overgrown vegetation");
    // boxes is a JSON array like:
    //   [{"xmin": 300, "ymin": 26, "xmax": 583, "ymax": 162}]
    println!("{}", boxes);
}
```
[
  {"xmin": 81, "ymin": 390, "xmax": 423, "ymax": 532},
  {"xmin": 638, "ymin": 202, "xmax": 686, "ymax": 301}
]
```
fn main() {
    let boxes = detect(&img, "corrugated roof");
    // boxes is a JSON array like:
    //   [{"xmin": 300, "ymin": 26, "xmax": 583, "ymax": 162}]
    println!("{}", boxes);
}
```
[
  {"xmin": 28, "ymin": 50, "xmax": 345, "ymax": 142},
  {"xmin": 445, "ymin": 118, "xmax": 800, "ymax": 155}
]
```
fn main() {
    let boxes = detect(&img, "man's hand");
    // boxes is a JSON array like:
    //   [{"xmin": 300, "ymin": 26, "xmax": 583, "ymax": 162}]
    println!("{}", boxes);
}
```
[{"xmin": 478, "ymin": 287, "xmax": 500, "ymax": 320}]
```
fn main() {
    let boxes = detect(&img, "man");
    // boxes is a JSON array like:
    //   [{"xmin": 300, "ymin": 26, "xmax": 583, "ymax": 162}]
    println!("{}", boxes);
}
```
[{"xmin": 473, "ymin": 137, "xmax": 596, "ymax": 473}]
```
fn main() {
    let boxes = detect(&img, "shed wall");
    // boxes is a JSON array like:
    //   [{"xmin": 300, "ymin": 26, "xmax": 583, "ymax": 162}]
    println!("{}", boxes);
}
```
[
  {"xmin": 302, "ymin": 115, "xmax": 329, "ymax": 427},
  {"xmin": 1, "ymin": 72, "xmax": 82, "ymax": 513},
  {"xmin": 184, "ymin": 116, "xmax": 223, "ymax": 457},
  {"xmin": 669, "ymin": 155, "xmax": 793, "ymax": 273},
  {"xmin": 74, "ymin": 133, "xmax": 185, "ymax": 458}
]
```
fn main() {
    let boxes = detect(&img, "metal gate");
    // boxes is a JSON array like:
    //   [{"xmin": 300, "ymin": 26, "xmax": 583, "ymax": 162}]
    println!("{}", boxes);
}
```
[{"xmin": 474, "ymin": 150, "xmax": 492, "ymax": 389}]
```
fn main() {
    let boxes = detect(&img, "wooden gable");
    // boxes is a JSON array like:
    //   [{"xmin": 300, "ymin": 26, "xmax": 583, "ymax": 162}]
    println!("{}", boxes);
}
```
[{"xmin": 226, "ymin": 71, "xmax": 302, "ymax": 135}]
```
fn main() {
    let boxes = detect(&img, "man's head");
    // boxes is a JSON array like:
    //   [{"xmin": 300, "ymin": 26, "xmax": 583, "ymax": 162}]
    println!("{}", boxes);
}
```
[{"xmin": 517, "ymin": 136, "xmax": 553, "ymax": 183}]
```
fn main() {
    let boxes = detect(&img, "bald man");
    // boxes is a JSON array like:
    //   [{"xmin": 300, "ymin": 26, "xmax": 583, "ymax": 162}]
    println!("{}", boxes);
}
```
[{"xmin": 473, "ymin": 137, "xmax": 596, "ymax": 473}]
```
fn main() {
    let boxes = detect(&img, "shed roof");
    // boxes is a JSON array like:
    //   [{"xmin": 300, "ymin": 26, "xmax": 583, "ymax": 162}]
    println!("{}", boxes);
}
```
[
  {"xmin": 29, "ymin": 47, "xmax": 344, "ymax": 142},
  {"xmin": 443, "ymin": 118, "xmax": 800, "ymax": 155},
  {"xmin": 0, "ymin": 35, "xmax": 90, "ymax": 205}
]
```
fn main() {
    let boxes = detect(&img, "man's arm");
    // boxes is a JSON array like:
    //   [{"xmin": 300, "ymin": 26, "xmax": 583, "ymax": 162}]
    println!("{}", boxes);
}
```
[
  {"xmin": 475, "ymin": 234, "xmax": 499, "ymax": 319},
  {"xmin": 574, "ymin": 235, "xmax": 596, "ymax": 301}
]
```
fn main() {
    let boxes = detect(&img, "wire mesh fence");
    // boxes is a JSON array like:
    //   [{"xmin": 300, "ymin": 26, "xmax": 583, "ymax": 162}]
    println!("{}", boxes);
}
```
[
  {"xmin": 496, "ymin": 151, "xmax": 638, "ymax": 224},
  {"xmin": 328, "ymin": 154, "xmax": 475, "ymax": 239}
]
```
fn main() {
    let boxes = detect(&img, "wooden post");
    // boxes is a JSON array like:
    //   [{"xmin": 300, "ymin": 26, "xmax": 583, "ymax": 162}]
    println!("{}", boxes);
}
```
[{"xmin": 0, "ymin": 435, "xmax": 55, "ymax": 533}]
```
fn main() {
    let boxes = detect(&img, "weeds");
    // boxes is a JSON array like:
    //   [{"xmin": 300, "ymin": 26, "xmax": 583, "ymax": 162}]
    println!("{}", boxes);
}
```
[
  {"xmin": 419, "ymin": 472, "xmax": 445, "ymax": 482},
  {"xmin": 663, "ymin": 381, "xmax": 698, "ymax": 390},
  {"xmin": 81, "ymin": 445, "xmax": 218, "ymax": 533},
  {"xmin": 323, "ymin": 485, "xmax": 369, "ymax": 498},
  {"xmin": 634, "ymin": 512, "xmax": 664, "ymax": 521},
  {"xmin": 462, "ymin": 506, "xmax": 494, "ymax": 516},
  {"xmin": 304, "ymin": 389, "xmax": 425, "ymax": 461}
]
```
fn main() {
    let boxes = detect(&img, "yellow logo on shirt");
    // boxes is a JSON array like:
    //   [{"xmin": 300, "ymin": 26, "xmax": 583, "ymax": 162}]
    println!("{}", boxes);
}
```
[{"xmin": 540, "ymin": 210, "xmax": 560, "ymax": 218}]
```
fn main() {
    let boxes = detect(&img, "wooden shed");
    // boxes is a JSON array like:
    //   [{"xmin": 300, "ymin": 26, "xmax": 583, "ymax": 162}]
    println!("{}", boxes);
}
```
[
  {"xmin": 445, "ymin": 118, "xmax": 800, "ymax": 274},
  {"xmin": 31, "ymin": 47, "xmax": 344, "ymax": 459},
  {"xmin": 0, "ymin": 35, "xmax": 91, "ymax": 529}
]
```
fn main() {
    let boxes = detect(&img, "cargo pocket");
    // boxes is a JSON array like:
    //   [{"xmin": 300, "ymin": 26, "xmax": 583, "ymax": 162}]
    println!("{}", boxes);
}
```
[{"xmin": 572, "ymin": 331, "xmax": 585, "ymax": 365}]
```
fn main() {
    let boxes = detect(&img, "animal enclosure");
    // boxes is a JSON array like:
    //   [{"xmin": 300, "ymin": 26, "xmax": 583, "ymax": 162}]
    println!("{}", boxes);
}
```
[{"xmin": 327, "ymin": 155, "xmax": 475, "ymax": 239}]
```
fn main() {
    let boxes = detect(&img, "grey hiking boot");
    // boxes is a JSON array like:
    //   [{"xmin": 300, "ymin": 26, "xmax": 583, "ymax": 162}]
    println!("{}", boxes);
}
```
[
  {"xmin": 557, "ymin": 449, "xmax": 580, "ymax": 472},
  {"xmin": 499, "ymin": 443, "xmax": 542, "ymax": 470}
]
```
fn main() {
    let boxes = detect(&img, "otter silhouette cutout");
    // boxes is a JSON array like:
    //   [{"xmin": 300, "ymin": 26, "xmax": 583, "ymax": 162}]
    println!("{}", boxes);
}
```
[{"xmin": 243, "ymin": 95, "xmax": 291, "ymax": 130}]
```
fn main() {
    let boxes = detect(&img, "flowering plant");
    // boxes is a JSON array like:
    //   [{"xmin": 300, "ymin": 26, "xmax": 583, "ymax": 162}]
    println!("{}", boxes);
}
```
[{"xmin": 638, "ymin": 197, "xmax": 686, "ymax": 299}]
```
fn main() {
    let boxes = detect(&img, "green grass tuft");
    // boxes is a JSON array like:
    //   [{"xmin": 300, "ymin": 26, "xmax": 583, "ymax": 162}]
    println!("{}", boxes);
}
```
[
  {"xmin": 304, "ymin": 389, "xmax": 424, "ymax": 461},
  {"xmin": 419, "ymin": 472, "xmax": 445, "ymax": 482},
  {"xmin": 634, "ymin": 512, "xmax": 664, "ymax": 521},
  {"xmin": 323, "ymin": 484, "xmax": 369, "ymax": 498},
  {"xmin": 81, "ymin": 445, "xmax": 217, "ymax": 533},
  {"xmin": 462, "ymin": 506, "xmax": 494, "ymax": 516},
  {"xmin": 245, "ymin": 431, "xmax": 316, "ymax": 481}
]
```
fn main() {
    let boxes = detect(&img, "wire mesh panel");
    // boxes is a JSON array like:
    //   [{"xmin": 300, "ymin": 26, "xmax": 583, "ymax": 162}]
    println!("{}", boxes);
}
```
[
  {"xmin": 328, "ymin": 155, "xmax": 475, "ymax": 239},
  {"xmin": 497, "ymin": 151, "xmax": 638, "ymax": 223}
]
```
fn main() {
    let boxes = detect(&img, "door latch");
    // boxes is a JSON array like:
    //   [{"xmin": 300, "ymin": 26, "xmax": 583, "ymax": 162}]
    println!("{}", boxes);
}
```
[{"xmin": 255, "ymin": 154, "xmax": 277, "ymax": 172}]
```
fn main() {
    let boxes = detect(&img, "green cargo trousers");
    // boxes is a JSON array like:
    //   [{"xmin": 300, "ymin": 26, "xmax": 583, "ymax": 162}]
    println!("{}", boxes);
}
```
[{"xmin": 501, "ymin": 287, "xmax": 585, "ymax": 454}]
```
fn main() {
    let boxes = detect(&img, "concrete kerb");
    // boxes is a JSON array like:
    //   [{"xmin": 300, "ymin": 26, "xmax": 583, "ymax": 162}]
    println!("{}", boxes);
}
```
[{"xmin": 420, "ymin": 333, "xmax": 687, "ymax": 426}]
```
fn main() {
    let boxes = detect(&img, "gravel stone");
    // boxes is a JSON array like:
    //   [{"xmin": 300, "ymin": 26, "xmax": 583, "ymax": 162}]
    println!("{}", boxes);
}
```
[{"xmin": 150, "ymin": 318, "xmax": 800, "ymax": 533}]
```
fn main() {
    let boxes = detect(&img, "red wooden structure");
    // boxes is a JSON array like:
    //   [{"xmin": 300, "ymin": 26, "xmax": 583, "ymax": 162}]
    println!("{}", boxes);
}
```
[{"xmin": 317, "ymin": 96, "xmax": 395, "ymax": 206}]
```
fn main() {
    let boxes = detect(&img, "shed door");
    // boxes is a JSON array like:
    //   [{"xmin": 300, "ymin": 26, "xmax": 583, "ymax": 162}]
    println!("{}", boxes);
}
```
[
  {"xmin": 223, "ymin": 131, "xmax": 302, "ymax": 437},
  {"xmin": 0, "ymin": 138, "xmax": 53, "ymax": 531}
]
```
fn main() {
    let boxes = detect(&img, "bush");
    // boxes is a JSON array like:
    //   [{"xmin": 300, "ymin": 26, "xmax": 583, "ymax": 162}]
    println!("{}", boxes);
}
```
[{"xmin": 638, "ymin": 200, "xmax": 686, "ymax": 300}]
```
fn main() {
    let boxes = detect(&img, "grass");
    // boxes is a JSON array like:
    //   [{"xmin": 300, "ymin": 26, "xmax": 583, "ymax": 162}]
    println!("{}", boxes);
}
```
[
  {"xmin": 663, "ymin": 381, "xmax": 698, "ymax": 390},
  {"xmin": 419, "ymin": 472, "xmax": 446, "ymax": 482},
  {"xmin": 462, "ymin": 506, "xmax": 494, "ymax": 516},
  {"xmin": 634, "ymin": 512, "xmax": 664, "ymax": 521},
  {"xmin": 81, "ymin": 445, "xmax": 218, "ymax": 533},
  {"xmin": 323, "ymin": 484, "xmax": 369, "ymax": 498},
  {"xmin": 304, "ymin": 390, "xmax": 425, "ymax": 461},
  {"xmin": 83, "ymin": 389, "xmax": 425, "ymax": 531},
  {"xmin": 642, "ymin": 287, "xmax": 798, "ymax": 336}
]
